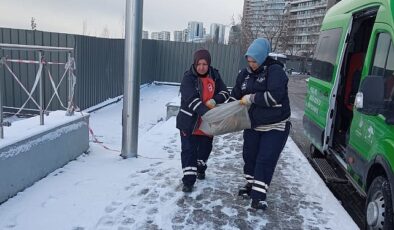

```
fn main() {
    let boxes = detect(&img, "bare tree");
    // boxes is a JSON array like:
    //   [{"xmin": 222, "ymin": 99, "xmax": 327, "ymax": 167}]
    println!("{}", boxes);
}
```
[
  {"xmin": 227, "ymin": 14, "xmax": 242, "ymax": 46},
  {"xmin": 31, "ymin": 17, "xmax": 37, "ymax": 30},
  {"xmin": 240, "ymin": 15, "xmax": 259, "ymax": 54},
  {"xmin": 240, "ymin": 2, "xmax": 291, "ymax": 54}
]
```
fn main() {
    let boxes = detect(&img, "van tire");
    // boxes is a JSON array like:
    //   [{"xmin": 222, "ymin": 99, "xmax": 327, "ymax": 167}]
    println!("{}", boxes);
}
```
[{"xmin": 365, "ymin": 176, "xmax": 393, "ymax": 230}]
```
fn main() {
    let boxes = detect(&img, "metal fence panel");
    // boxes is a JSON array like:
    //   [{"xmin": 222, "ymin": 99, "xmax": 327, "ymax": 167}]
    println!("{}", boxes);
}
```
[
  {"xmin": 152, "ymin": 41, "xmax": 241, "ymax": 86},
  {"xmin": 74, "ymin": 35, "xmax": 126, "ymax": 109},
  {"xmin": 1, "ymin": 28, "xmax": 242, "ymax": 111}
]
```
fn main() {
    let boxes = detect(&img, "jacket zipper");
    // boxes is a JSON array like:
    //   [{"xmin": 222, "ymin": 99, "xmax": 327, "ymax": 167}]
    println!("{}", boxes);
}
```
[{"xmin": 192, "ymin": 77, "xmax": 204, "ymax": 133}]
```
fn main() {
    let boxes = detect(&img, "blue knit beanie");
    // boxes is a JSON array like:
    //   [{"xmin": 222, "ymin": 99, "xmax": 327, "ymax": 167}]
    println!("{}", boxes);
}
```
[{"xmin": 245, "ymin": 38, "xmax": 271, "ymax": 65}]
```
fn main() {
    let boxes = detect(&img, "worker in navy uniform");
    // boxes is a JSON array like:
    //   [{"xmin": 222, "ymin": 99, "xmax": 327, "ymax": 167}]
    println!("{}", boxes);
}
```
[
  {"xmin": 176, "ymin": 49, "xmax": 229, "ymax": 192},
  {"xmin": 230, "ymin": 38, "xmax": 291, "ymax": 210}
]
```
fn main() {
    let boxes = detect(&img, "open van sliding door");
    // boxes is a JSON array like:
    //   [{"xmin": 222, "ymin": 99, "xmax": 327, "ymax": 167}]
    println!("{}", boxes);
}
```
[
  {"xmin": 322, "ymin": 17, "xmax": 354, "ymax": 152},
  {"xmin": 305, "ymin": 15, "xmax": 352, "ymax": 152}
]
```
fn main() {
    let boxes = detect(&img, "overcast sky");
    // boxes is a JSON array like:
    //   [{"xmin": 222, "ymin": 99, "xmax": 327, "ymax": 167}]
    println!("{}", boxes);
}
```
[{"xmin": 0, "ymin": 0, "xmax": 244, "ymax": 39}]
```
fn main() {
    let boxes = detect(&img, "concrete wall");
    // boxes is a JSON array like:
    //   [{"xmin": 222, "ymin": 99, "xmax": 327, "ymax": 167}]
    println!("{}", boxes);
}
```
[{"xmin": 0, "ymin": 115, "xmax": 90, "ymax": 204}]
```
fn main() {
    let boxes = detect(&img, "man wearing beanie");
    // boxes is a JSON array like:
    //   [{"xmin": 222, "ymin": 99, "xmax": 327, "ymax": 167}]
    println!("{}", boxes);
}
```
[
  {"xmin": 230, "ymin": 38, "xmax": 291, "ymax": 210},
  {"xmin": 176, "ymin": 49, "xmax": 229, "ymax": 192}
]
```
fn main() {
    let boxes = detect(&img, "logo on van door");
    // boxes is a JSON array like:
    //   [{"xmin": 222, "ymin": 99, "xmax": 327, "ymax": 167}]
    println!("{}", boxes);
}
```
[
  {"xmin": 355, "ymin": 117, "xmax": 374, "ymax": 145},
  {"xmin": 367, "ymin": 126, "xmax": 374, "ymax": 139},
  {"xmin": 306, "ymin": 86, "xmax": 323, "ymax": 115}
]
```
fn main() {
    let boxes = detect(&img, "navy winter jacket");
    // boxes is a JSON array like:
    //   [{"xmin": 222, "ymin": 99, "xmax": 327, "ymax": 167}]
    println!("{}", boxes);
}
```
[
  {"xmin": 231, "ymin": 57, "xmax": 291, "ymax": 127},
  {"xmin": 176, "ymin": 65, "xmax": 229, "ymax": 132}
]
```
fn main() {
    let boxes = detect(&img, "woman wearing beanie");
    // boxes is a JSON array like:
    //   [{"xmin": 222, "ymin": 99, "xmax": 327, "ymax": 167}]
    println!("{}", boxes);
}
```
[
  {"xmin": 176, "ymin": 49, "xmax": 229, "ymax": 192},
  {"xmin": 230, "ymin": 38, "xmax": 291, "ymax": 210}
]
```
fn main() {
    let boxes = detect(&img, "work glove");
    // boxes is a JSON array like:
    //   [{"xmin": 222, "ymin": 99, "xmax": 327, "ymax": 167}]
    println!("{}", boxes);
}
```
[
  {"xmin": 240, "ymin": 94, "xmax": 253, "ymax": 105},
  {"xmin": 205, "ymin": 99, "xmax": 216, "ymax": 109}
]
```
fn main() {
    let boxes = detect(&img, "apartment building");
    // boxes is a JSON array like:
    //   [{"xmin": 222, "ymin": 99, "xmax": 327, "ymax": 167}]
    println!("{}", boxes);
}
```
[
  {"xmin": 173, "ymin": 31, "xmax": 183, "ymax": 42},
  {"xmin": 243, "ymin": 0, "xmax": 339, "ymax": 55},
  {"xmin": 142, "ymin": 30, "xmax": 149, "ymax": 39},
  {"xmin": 187, "ymin": 21, "xmax": 204, "ymax": 42},
  {"xmin": 151, "ymin": 31, "xmax": 171, "ymax": 41},
  {"xmin": 210, "ymin": 23, "xmax": 226, "ymax": 44},
  {"xmin": 288, "ymin": 0, "xmax": 337, "ymax": 55}
]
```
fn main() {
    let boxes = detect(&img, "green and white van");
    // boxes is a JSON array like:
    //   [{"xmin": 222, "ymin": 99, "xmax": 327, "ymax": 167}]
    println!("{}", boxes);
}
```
[{"xmin": 303, "ymin": 0, "xmax": 394, "ymax": 228}]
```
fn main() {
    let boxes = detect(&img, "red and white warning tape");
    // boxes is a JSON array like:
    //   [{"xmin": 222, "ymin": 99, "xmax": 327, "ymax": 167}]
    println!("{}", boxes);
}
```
[
  {"xmin": 6, "ymin": 58, "xmax": 66, "ymax": 65},
  {"xmin": 88, "ymin": 127, "xmax": 121, "ymax": 153}
]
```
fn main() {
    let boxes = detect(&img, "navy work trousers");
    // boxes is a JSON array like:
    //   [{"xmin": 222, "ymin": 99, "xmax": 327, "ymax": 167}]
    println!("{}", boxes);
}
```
[
  {"xmin": 180, "ymin": 130, "xmax": 213, "ymax": 186},
  {"xmin": 243, "ymin": 121, "xmax": 291, "ymax": 201}
]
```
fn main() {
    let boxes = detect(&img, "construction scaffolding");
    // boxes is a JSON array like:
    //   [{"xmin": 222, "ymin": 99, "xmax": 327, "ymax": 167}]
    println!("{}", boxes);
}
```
[{"xmin": 0, "ymin": 43, "xmax": 76, "ymax": 138}]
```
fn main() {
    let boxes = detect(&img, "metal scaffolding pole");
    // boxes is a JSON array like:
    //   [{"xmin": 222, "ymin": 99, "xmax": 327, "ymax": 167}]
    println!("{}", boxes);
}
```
[
  {"xmin": 121, "ymin": 0, "xmax": 143, "ymax": 158},
  {"xmin": 39, "ymin": 51, "xmax": 44, "ymax": 125}
]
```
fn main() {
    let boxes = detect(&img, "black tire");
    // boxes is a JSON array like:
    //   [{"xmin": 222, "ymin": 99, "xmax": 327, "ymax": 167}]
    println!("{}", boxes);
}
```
[{"xmin": 365, "ymin": 176, "xmax": 394, "ymax": 230}]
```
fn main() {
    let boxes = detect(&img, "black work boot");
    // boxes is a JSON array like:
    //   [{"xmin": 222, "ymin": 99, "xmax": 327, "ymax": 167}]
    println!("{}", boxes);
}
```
[
  {"xmin": 251, "ymin": 199, "xmax": 268, "ymax": 210},
  {"xmin": 182, "ymin": 184, "xmax": 193, "ymax": 193},
  {"xmin": 238, "ymin": 183, "xmax": 252, "ymax": 198},
  {"xmin": 197, "ymin": 172, "xmax": 205, "ymax": 180}
]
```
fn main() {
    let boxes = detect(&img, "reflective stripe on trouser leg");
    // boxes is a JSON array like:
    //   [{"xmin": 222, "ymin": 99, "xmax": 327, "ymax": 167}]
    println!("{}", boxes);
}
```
[
  {"xmin": 251, "ymin": 179, "xmax": 268, "ymax": 197},
  {"xmin": 180, "ymin": 131, "xmax": 198, "ymax": 186},
  {"xmin": 195, "ymin": 135, "xmax": 213, "ymax": 173},
  {"xmin": 242, "ymin": 129, "xmax": 260, "ymax": 182},
  {"xmin": 245, "ymin": 174, "xmax": 254, "ymax": 184},
  {"xmin": 250, "ymin": 122, "xmax": 290, "ymax": 200}
]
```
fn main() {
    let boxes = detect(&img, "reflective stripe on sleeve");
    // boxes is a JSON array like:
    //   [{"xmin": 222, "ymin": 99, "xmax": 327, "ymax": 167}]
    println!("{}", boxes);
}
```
[
  {"xmin": 188, "ymin": 98, "xmax": 199, "ymax": 108},
  {"xmin": 180, "ymin": 109, "xmax": 193, "ymax": 116},
  {"xmin": 192, "ymin": 101, "xmax": 202, "ymax": 111},
  {"xmin": 267, "ymin": 91, "xmax": 277, "ymax": 105}
]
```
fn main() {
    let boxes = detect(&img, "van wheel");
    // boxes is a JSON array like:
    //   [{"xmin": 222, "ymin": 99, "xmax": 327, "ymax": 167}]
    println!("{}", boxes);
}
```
[{"xmin": 365, "ymin": 176, "xmax": 393, "ymax": 230}]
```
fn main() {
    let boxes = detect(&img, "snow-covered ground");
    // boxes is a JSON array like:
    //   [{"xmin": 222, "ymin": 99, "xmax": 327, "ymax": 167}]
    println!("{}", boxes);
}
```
[{"xmin": 0, "ymin": 83, "xmax": 358, "ymax": 230}]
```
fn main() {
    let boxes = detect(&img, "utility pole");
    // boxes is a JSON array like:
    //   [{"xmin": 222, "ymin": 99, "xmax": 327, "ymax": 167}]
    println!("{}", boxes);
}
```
[{"xmin": 121, "ymin": 0, "xmax": 143, "ymax": 159}]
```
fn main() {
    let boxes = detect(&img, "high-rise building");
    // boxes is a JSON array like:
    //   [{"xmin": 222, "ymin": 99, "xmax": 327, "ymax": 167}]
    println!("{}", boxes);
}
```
[
  {"xmin": 210, "ymin": 23, "xmax": 226, "ymax": 44},
  {"xmin": 159, "ymin": 31, "xmax": 171, "ymax": 41},
  {"xmin": 187, "ymin": 21, "xmax": 204, "ymax": 42},
  {"xmin": 288, "ymin": 0, "xmax": 337, "ymax": 55},
  {"xmin": 151, "ymin": 31, "xmax": 171, "ymax": 41},
  {"xmin": 142, "ymin": 30, "xmax": 149, "ymax": 39},
  {"xmin": 182, "ymin": 29, "xmax": 188, "ymax": 42},
  {"xmin": 228, "ymin": 25, "xmax": 241, "ymax": 45},
  {"xmin": 174, "ymin": 31, "xmax": 183, "ymax": 42},
  {"xmin": 151, "ymin": 32, "xmax": 159, "ymax": 40}
]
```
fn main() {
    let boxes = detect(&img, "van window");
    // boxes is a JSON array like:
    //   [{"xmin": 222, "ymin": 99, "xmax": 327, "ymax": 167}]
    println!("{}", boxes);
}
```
[
  {"xmin": 311, "ymin": 28, "xmax": 342, "ymax": 82},
  {"xmin": 371, "ymin": 33, "xmax": 391, "ymax": 77},
  {"xmin": 370, "ymin": 33, "xmax": 394, "ymax": 101}
]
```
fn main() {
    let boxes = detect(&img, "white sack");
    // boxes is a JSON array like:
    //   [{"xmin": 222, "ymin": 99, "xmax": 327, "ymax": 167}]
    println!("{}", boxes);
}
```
[{"xmin": 200, "ymin": 101, "xmax": 251, "ymax": 136}]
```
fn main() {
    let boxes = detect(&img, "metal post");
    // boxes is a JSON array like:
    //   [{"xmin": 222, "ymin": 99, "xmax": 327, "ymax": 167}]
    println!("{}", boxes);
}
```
[
  {"xmin": 121, "ymin": 0, "xmax": 143, "ymax": 158},
  {"xmin": 66, "ymin": 52, "xmax": 74, "ymax": 116},
  {"xmin": 39, "ymin": 51, "xmax": 44, "ymax": 125}
]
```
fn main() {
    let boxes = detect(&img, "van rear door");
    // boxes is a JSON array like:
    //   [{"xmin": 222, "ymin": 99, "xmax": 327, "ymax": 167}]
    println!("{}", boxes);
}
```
[{"xmin": 305, "ymin": 16, "xmax": 352, "ymax": 151}]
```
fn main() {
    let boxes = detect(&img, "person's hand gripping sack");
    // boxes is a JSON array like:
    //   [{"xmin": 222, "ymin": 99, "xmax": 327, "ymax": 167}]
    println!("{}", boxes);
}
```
[
  {"xmin": 205, "ymin": 99, "xmax": 216, "ymax": 109},
  {"xmin": 240, "ymin": 94, "xmax": 254, "ymax": 106}
]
